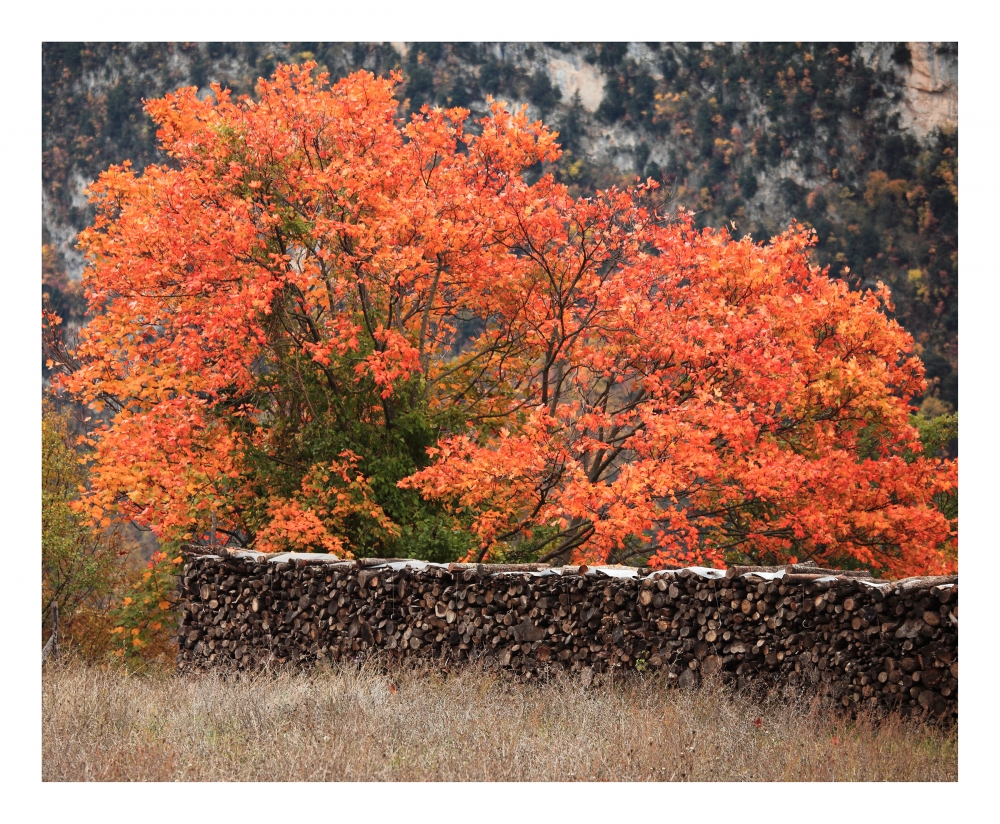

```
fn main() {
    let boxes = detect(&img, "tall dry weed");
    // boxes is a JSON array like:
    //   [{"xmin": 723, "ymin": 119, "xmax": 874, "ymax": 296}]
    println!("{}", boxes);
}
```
[{"xmin": 42, "ymin": 658, "xmax": 956, "ymax": 781}]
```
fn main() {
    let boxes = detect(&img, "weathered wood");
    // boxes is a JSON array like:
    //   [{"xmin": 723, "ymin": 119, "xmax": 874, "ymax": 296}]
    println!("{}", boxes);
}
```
[
  {"xmin": 447, "ymin": 562, "xmax": 548, "ymax": 573},
  {"xmin": 893, "ymin": 575, "xmax": 958, "ymax": 594},
  {"xmin": 41, "ymin": 600, "xmax": 59, "ymax": 665},
  {"xmin": 175, "ymin": 556, "xmax": 957, "ymax": 720},
  {"xmin": 781, "ymin": 573, "xmax": 834, "ymax": 585},
  {"xmin": 724, "ymin": 565, "xmax": 783, "ymax": 579},
  {"xmin": 355, "ymin": 558, "xmax": 411, "ymax": 568},
  {"xmin": 784, "ymin": 564, "xmax": 873, "ymax": 578}
]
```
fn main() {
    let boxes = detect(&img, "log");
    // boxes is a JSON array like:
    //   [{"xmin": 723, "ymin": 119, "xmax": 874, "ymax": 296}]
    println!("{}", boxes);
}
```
[
  {"xmin": 724, "ymin": 565, "xmax": 784, "ymax": 579},
  {"xmin": 784, "ymin": 564, "xmax": 873, "ymax": 578},
  {"xmin": 893, "ymin": 576, "xmax": 958, "ymax": 594},
  {"xmin": 355, "ymin": 558, "xmax": 412, "ymax": 567},
  {"xmin": 447, "ymin": 562, "xmax": 549, "ymax": 573},
  {"xmin": 783, "ymin": 573, "xmax": 838, "ymax": 585}
]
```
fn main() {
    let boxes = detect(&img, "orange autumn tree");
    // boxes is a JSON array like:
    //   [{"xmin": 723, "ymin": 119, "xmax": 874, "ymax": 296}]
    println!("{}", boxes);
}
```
[
  {"xmin": 402, "ymin": 207, "xmax": 957, "ymax": 577},
  {"xmin": 52, "ymin": 63, "xmax": 956, "ymax": 577}
]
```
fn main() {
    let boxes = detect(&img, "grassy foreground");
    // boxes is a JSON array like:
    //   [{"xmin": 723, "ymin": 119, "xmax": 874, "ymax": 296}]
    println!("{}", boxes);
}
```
[{"xmin": 42, "ymin": 659, "xmax": 956, "ymax": 781}]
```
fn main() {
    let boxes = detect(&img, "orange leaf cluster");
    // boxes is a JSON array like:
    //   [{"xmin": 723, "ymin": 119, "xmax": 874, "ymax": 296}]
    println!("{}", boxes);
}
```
[{"xmin": 57, "ymin": 64, "xmax": 955, "ymax": 576}]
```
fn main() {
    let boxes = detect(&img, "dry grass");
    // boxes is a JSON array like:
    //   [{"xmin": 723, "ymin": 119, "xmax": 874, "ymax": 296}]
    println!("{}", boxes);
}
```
[{"xmin": 42, "ymin": 659, "xmax": 956, "ymax": 781}]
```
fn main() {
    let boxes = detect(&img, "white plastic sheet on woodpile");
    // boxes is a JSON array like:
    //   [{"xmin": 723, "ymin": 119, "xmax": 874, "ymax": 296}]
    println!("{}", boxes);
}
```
[
  {"xmin": 188, "ymin": 551, "xmax": 900, "ymax": 586},
  {"xmin": 254, "ymin": 554, "xmax": 737, "ymax": 579}
]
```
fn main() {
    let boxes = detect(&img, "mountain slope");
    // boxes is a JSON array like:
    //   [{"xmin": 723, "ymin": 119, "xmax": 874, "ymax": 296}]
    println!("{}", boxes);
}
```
[{"xmin": 41, "ymin": 41, "xmax": 958, "ymax": 408}]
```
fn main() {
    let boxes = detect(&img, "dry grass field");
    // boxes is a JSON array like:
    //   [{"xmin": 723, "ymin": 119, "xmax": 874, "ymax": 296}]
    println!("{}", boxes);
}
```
[{"xmin": 42, "ymin": 659, "xmax": 957, "ymax": 782}]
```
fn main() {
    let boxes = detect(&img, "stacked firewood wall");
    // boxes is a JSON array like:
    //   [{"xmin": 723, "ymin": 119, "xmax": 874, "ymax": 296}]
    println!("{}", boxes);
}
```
[{"xmin": 176, "ymin": 553, "xmax": 957, "ymax": 719}]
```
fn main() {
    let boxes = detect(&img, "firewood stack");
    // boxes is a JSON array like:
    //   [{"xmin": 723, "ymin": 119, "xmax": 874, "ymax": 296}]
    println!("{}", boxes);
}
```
[{"xmin": 175, "ymin": 551, "xmax": 957, "ymax": 719}]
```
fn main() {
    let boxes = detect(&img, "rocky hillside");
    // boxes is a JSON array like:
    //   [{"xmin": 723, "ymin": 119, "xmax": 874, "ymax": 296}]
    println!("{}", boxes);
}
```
[{"xmin": 42, "ymin": 41, "xmax": 958, "ymax": 408}]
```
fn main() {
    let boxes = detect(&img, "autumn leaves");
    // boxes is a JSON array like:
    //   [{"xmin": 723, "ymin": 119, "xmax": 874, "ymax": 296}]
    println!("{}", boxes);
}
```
[{"xmin": 54, "ymin": 63, "xmax": 956, "ymax": 577}]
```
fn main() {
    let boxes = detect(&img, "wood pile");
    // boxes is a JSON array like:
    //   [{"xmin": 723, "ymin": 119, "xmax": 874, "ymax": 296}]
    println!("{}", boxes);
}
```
[{"xmin": 175, "ymin": 552, "xmax": 957, "ymax": 719}]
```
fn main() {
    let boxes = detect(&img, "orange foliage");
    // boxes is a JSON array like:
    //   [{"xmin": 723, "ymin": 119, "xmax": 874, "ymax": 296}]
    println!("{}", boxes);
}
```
[
  {"xmin": 56, "ymin": 64, "xmax": 955, "ymax": 576},
  {"xmin": 403, "ymin": 217, "xmax": 957, "ymax": 576},
  {"xmin": 254, "ymin": 452, "xmax": 396, "ymax": 557}
]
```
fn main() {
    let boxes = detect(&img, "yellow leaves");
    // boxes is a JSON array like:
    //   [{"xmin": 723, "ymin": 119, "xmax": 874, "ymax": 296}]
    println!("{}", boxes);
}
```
[
  {"xmin": 158, "ymin": 601, "xmax": 171, "ymax": 611},
  {"xmin": 123, "ymin": 597, "xmax": 133, "ymax": 606},
  {"xmin": 909, "ymin": 268, "xmax": 930, "ymax": 302}
]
